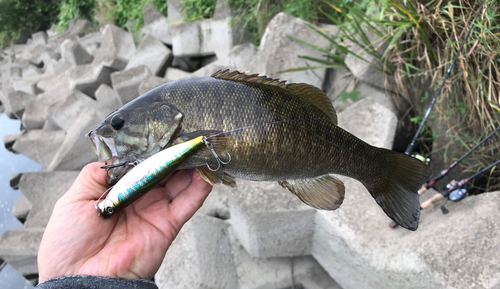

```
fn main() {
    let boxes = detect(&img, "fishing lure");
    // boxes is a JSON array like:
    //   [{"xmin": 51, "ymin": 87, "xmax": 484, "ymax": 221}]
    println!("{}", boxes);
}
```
[{"xmin": 96, "ymin": 135, "xmax": 220, "ymax": 218}]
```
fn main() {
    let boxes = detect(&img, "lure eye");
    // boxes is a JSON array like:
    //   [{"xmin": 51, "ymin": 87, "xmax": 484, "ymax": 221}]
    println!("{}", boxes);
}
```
[
  {"xmin": 107, "ymin": 207, "xmax": 114, "ymax": 215},
  {"xmin": 110, "ymin": 114, "xmax": 125, "ymax": 130}
]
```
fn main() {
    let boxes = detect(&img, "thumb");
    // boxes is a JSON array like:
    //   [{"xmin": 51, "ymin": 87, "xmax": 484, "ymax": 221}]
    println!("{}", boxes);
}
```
[{"xmin": 66, "ymin": 162, "xmax": 110, "ymax": 201}]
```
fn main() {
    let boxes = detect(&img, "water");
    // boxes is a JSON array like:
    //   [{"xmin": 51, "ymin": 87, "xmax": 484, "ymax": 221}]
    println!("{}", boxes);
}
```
[{"xmin": 0, "ymin": 113, "xmax": 41, "ymax": 288}]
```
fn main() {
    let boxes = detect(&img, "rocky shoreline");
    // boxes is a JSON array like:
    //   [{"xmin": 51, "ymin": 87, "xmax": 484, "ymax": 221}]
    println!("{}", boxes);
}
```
[{"xmin": 1, "ymin": 1, "xmax": 499, "ymax": 288}]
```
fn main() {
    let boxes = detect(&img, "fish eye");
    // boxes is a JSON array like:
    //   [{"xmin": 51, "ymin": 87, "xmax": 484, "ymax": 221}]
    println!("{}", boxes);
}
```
[
  {"xmin": 106, "ymin": 207, "xmax": 114, "ymax": 215},
  {"xmin": 110, "ymin": 114, "xmax": 125, "ymax": 130}
]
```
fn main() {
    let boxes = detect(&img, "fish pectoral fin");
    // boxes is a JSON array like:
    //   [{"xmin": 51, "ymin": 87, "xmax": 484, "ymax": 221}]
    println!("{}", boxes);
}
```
[
  {"xmin": 279, "ymin": 175, "xmax": 345, "ymax": 210},
  {"xmin": 196, "ymin": 167, "xmax": 237, "ymax": 188}
]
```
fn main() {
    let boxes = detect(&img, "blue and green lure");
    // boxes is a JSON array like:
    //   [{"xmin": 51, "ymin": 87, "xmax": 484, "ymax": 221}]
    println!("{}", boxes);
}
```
[{"xmin": 96, "ymin": 135, "xmax": 208, "ymax": 218}]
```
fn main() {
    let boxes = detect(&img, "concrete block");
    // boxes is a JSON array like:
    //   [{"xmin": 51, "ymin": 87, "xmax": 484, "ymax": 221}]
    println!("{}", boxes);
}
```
[
  {"xmin": 12, "ymin": 80, "xmax": 35, "ymax": 95},
  {"xmin": 42, "ymin": 119, "xmax": 62, "ymax": 132},
  {"xmin": 21, "ymin": 63, "xmax": 42, "ymax": 79},
  {"xmin": 126, "ymin": 35, "xmax": 172, "ymax": 76},
  {"xmin": 0, "ymin": 91, "xmax": 16, "ymax": 120},
  {"xmin": 228, "ymin": 227, "xmax": 340, "ymax": 289},
  {"xmin": 0, "ymin": 227, "xmax": 44, "ymax": 277},
  {"xmin": 22, "ymin": 44, "xmax": 60, "ymax": 67},
  {"xmin": 138, "ymin": 76, "xmax": 170, "ymax": 95},
  {"xmin": 93, "ymin": 25, "xmax": 136, "ymax": 70},
  {"xmin": 170, "ymin": 21, "xmax": 202, "ymax": 57},
  {"xmin": 249, "ymin": 13, "xmax": 337, "ymax": 88},
  {"xmin": 170, "ymin": 56, "xmax": 201, "ymax": 72},
  {"xmin": 197, "ymin": 189, "xmax": 230, "ymax": 220},
  {"xmin": 47, "ymin": 107, "xmax": 100, "ymax": 171},
  {"xmin": 22, "ymin": 91, "xmax": 66, "ymax": 130},
  {"xmin": 140, "ymin": 18, "xmax": 172, "ymax": 45},
  {"xmin": 155, "ymin": 214, "xmax": 237, "ymax": 289},
  {"xmin": 6, "ymin": 90, "xmax": 36, "ymax": 119},
  {"xmin": 9, "ymin": 65, "xmax": 23, "ymax": 80},
  {"xmin": 46, "ymin": 90, "xmax": 100, "ymax": 131},
  {"xmin": 218, "ymin": 43, "xmax": 258, "ymax": 70},
  {"xmin": 95, "ymin": 84, "xmax": 123, "ymax": 114},
  {"xmin": 12, "ymin": 195, "xmax": 32, "ymax": 223},
  {"xmin": 313, "ymin": 189, "xmax": 500, "ymax": 289},
  {"xmin": 142, "ymin": 1, "xmax": 165, "ymax": 25},
  {"xmin": 344, "ymin": 29, "xmax": 392, "ymax": 91},
  {"xmin": 12, "ymin": 130, "xmax": 66, "ymax": 168},
  {"xmin": 216, "ymin": 180, "xmax": 316, "ymax": 258},
  {"xmin": 111, "ymin": 65, "xmax": 152, "ymax": 104},
  {"xmin": 31, "ymin": 31, "xmax": 48, "ymax": 46},
  {"xmin": 337, "ymin": 98, "xmax": 397, "ymax": 149},
  {"xmin": 78, "ymin": 31, "xmax": 102, "ymax": 56},
  {"xmin": 68, "ymin": 63, "xmax": 112, "ymax": 98},
  {"xmin": 67, "ymin": 18, "xmax": 97, "ymax": 37},
  {"xmin": 10, "ymin": 173, "xmax": 22, "ymax": 190},
  {"xmin": 167, "ymin": 0, "xmax": 183, "ymax": 24},
  {"xmin": 171, "ymin": 19, "xmax": 244, "ymax": 59},
  {"xmin": 213, "ymin": 0, "xmax": 234, "ymax": 20},
  {"xmin": 35, "ymin": 60, "xmax": 73, "ymax": 92},
  {"xmin": 191, "ymin": 62, "xmax": 227, "ymax": 77},
  {"xmin": 61, "ymin": 39, "xmax": 94, "ymax": 65},
  {"xmin": 2, "ymin": 132, "xmax": 22, "ymax": 153},
  {"xmin": 164, "ymin": 67, "xmax": 193, "ymax": 81},
  {"xmin": 327, "ymin": 69, "xmax": 395, "ymax": 113},
  {"xmin": 19, "ymin": 171, "xmax": 80, "ymax": 228}
]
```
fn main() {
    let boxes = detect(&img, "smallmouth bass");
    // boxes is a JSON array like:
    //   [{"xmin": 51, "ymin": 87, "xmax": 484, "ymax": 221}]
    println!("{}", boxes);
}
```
[{"xmin": 88, "ymin": 69, "xmax": 431, "ymax": 230}]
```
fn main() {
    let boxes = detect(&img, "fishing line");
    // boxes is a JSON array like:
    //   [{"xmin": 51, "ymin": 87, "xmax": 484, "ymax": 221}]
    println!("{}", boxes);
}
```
[
  {"xmin": 405, "ymin": 0, "xmax": 487, "ymax": 156},
  {"xmin": 95, "ymin": 186, "xmax": 114, "ymax": 210}
]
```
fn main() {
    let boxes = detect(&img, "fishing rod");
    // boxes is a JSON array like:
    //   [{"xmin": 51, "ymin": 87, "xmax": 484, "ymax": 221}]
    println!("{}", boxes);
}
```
[
  {"xmin": 389, "ymin": 126, "xmax": 499, "ymax": 228},
  {"xmin": 404, "ymin": 0, "xmax": 487, "ymax": 157},
  {"xmin": 418, "ymin": 124, "xmax": 500, "ymax": 195},
  {"xmin": 420, "ymin": 158, "xmax": 500, "ymax": 211}
]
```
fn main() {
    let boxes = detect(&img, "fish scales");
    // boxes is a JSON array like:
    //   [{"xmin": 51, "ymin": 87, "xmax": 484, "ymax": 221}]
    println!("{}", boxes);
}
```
[
  {"xmin": 88, "ymin": 69, "xmax": 431, "ymax": 230},
  {"xmin": 148, "ymin": 78, "xmax": 362, "ymax": 180}
]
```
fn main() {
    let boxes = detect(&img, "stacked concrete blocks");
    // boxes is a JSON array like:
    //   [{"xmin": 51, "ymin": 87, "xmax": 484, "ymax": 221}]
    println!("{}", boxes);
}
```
[
  {"xmin": 155, "ymin": 214, "xmax": 238, "ymax": 289},
  {"xmin": 220, "ymin": 180, "xmax": 316, "ymax": 258}
]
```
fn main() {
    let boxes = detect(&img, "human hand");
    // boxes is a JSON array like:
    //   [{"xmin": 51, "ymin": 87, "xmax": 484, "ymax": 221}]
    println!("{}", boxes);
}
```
[{"xmin": 37, "ymin": 162, "xmax": 212, "ymax": 282}]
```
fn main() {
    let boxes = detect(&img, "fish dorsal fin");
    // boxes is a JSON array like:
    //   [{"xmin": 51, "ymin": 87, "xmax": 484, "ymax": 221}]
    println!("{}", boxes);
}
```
[
  {"xmin": 279, "ymin": 175, "xmax": 345, "ymax": 210},
  {"xmin": 211, "ymin": 69, "xmax": 337, "ymax": 123},
  {"xmin": 211, "ymin": 69, "xmax": 288, "ymax": 87},
  {"xmin": 285, "ymin": 83, "xmax": 337, "ymax": 124}
]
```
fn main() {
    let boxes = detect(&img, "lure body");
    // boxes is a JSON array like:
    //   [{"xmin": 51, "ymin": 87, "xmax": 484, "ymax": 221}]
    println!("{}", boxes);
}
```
[{"xmin": 97, "ymin": 136, "xmax": 205, "ymax": 218}]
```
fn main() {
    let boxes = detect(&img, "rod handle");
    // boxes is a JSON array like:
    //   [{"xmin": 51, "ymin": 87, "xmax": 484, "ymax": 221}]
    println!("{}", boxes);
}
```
[
  {"xmin": 417, "ymin": 186, "xmax": 427, "ymax": 195},
  {"xmin": 421, "ymin": 193, "xmax": 445, "ymax": 209}
]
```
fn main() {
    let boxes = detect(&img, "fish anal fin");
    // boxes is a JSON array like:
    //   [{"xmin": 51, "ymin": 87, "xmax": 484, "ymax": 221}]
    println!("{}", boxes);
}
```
[
  {"xmin": 279, "ymin": 175, "xmax": 345, "ymax": 210},
  {"xmin": 211, "ymin": 69, "xmax": 337, "ymax": 123},
  {"xmin": 196, "ymin": 166, "xmax": 237, "ymax": 188}
]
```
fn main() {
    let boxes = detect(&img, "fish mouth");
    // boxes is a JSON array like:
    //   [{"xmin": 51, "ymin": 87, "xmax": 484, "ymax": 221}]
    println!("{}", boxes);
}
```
[
  {"xmin": 87, "ymin": 131, "xmax": 131, "ymax": 184},
  {"xmin": 86, "ymin": 131, "xmax": 118, "ymax": 162}
]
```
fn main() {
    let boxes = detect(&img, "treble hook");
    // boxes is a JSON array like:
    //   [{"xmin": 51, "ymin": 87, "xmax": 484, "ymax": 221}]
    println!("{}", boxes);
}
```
[
  {"xmin": 100, "ymin": 160, "xmax": 139, "ymax": 179},
  {"xmin": 203, "ymin": 138, "xmax": 231, "ymax": 172}
]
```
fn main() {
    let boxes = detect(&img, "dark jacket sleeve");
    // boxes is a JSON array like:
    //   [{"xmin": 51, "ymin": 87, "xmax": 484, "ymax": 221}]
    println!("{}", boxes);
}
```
[{"xmin": 35, "ymin": 275, "xmax": 158, "ymax": 289}]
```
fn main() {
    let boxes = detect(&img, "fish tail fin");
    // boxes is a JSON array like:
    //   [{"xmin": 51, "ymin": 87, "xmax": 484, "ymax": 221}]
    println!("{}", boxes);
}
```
[{"xmin": 364, "ymin": 149, "xmax": 431, "ymax": 231}]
